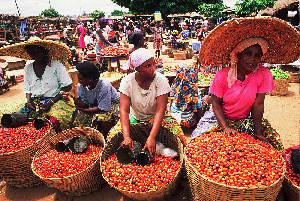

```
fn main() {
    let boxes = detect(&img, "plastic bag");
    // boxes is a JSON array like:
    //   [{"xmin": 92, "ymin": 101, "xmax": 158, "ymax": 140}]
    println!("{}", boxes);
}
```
[{"xmin": 155, "ymin": 142, "xmax": 178, "ymax": 158}]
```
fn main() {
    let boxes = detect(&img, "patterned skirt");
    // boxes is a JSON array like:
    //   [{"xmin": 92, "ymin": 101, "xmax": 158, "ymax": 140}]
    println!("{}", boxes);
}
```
[{"xmin": 191, "ymin": 108, "xmax": 284, "ymax": 151}]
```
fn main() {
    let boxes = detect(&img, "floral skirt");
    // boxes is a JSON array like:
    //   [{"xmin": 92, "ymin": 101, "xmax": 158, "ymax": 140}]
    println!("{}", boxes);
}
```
[
  {"xmin": 191, "ymin": 108, "xmax": 284, "ymax": 151},
  {"xmin": 73, "ymin": 102, "xmax": 120, "ymax": 128},
  {"xmin": 107, "ymin": 113, "xmax": 187, "ymax": 146},
  {"xmin": 19, "ymin": 98, "xmax": 75, "ymax": 132}
]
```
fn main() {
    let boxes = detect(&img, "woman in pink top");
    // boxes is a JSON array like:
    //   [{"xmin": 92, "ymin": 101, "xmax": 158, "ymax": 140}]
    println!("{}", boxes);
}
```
[
  {"xmin": 191, "ymin": 17, "xmax": 300, "ymax": 151},
  {"xmin": 192, "ymin": 38, "xmax": 281, "ymax": 150}
]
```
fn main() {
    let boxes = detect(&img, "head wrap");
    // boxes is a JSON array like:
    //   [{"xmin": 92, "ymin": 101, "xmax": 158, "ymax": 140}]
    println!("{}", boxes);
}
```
[
  {"xmin": 122, "ymin": 48, "xmax": 154, "ymax": 70},
  {"xmin": 227, "ymin": 37, "xmax": 269, "ymax": 88},
  {"xmin": 99, "ymin": 18, "xmax": 107, "ymax": 24}
]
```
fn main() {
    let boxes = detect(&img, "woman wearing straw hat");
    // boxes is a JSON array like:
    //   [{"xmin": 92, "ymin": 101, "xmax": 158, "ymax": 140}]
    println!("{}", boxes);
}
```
[
  {"xmin": 0, "ymin": 37, "xmax": 75, "ymax": 132},
  {"xmin": 191, "ymin": 17, "xmax": 300, "ymax": 151}
]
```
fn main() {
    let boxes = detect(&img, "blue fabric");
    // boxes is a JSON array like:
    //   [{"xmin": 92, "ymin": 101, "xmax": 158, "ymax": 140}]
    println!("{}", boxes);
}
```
[
  {"xmin": 20, "ymin": 21, "xmax": 26, "ymax": 35},
  {"xmin": 18, "ymin": 97, "xmax": 52, "ymax": 116},
  {"xmin": 77, "ymin": 79, "xmax": 120, "ymax": 112}
]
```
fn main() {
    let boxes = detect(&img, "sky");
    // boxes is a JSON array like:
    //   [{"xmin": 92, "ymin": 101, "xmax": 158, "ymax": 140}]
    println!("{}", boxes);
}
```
[{"xmin": 0, "ymin": 0, "xmax": 237, "ymax": 17}]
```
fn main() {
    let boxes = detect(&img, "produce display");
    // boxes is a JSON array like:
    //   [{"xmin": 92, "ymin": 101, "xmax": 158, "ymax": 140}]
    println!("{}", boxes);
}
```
[
  {"xmin": 32, "ymin": 144, "xmax": 103, "ymax": 178},
  {"xmin": 102, "ymin": 154, "xmax": 181, "ymax": 192},
  {"xmin": 164, "ymin": 65, "xmax": 180, "ymax": 75},
  {"xmin": 285, "ymin": 161, "xmax": 300, "ymax": 187},
  {"xmin": 100, "ymin": 71, "xmax": 124, "ymax": 82},
  {"xmin": 270, "ymin": 68, "xmax": 290, "ymax": 79},
  {"xmin": 186, "ymin": 130, "xmax": 284, "ymax": 187},
  {"xmin": 198, "ymin": 72, "xmax": 215, "ymax": 86},
  {"xmin": 98, "ymin": 46, "xmax": 128, "ymax": 56},
  {"xmin": 0, "ymin": 122, "xmax": 50, "ymax": 154}
]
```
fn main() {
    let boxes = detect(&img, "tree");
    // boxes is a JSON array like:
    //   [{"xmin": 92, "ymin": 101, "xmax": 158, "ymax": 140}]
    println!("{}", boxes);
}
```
[
  {"xmin": 111, "ymin": 10, "xmax": 124, "ymax": 16},
  {"xmin": 90, "ymin": 10, "xmax": 105, "ymax": 22},
  {"xmin": 198, "ymin": 3, "xmax": 227, "ymax": 18},
  {"xmin": 111, "ymin": 0, "xmax": 222, "ymax": 26},
  {"xmin": 235, "ymin": 0, "xmax": 276, "ymax": 17},
  {"xmin": 39, "ymin": 8, "xmax": 60, "ymax": 18}
]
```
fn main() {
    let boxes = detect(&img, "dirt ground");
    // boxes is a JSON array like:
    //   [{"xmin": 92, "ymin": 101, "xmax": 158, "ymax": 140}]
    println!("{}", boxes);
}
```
[{"xmin": 0, "ymin": 41, "xmax": 299, "ymax": 201}]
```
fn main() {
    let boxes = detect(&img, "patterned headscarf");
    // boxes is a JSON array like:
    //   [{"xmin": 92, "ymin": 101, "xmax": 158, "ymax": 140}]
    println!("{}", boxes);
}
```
[
  {"xmin": 227, "ymin": 37, "xmax": 269, "ymax": 88},
  {"xmin": 99, "ymin": 18, "xmax": 107, "ymax": 24},
  {"xmin": 122, "ymin": 48, "xmax": 154, "ymax": 70}
]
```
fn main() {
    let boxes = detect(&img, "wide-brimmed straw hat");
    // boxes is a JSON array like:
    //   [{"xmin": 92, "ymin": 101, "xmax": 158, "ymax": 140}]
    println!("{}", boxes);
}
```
[
  {"xmin": 0, "ymin": 36, "xmax": 71, "ymax": 63},
  {"xmin": 198, "ymin": 17, "xmax": 300, "ymax": 65}
]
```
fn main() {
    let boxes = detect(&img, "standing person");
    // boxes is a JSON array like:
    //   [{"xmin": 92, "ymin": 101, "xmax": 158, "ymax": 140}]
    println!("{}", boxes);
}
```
[
  {"xmin": 197, "ymin": 17, "xmax": 217, "ymax": 41},
  {"xmin": 0, "ymin": 37, "xmax": 75, "ymax": 131},
  {"xmin": 151, "ymin": 21, "xmax": 163, "ymax": 58},
  {"xmin": 128, "ymin": 32, "xmax": 146, "ymax": 54},
  {"xmin": 119, "ymin": 48, "xmax": 171, "ymax": 156},
  {"xmin": 77, "ymin": 23, "xmax": 87, "ymax": 51},
  {"xmin": 63, "ymin": 62, "xmax": 120, "ymax": 138},
  {"xmin": 0, "ymin": 62, "xmax": 9, "ymax": 95},
  {"xmin": 192, "ymin": 17, "xmax": 300, "ymax": 151}
]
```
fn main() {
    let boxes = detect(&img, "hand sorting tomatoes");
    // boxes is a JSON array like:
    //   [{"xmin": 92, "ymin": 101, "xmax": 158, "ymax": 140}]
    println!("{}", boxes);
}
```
[
  {"xmin": 98, "ymin": 46, "xmax": 128, "ymax": 56},
  {"xmin": 32, "ymin": 145, "xmax": 103, "ymax": 178},
  {"xmin": 186, "ymin": 131, "xmax": 284, "ymax": 187},
  {"xmin": 102, "ymin": 154, "xmax": 181, "ymax": 192},
  {"xmin": 0, "ymin": 122, "xmax": 50, "ymax": 154}
]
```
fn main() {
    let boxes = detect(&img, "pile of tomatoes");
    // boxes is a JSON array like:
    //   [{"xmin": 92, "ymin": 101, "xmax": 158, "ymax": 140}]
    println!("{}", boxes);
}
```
[
  {"xmin": 32, "ymin": 145, "xmax": 103, "ymax": 178},
  {"xmin": 98, "ymin": 46, "xmax": 128, "ymax": 56},
  {"xmin": 186, "ymin": 131, "xmax": 284, "ymax": 187},
  {"xmin": 101, "ymin": 154, "xmax": 181, "ymax": 192},
  {"xmin": 0, "ymin": 122, "xmax": 50, "ymax": 154}
]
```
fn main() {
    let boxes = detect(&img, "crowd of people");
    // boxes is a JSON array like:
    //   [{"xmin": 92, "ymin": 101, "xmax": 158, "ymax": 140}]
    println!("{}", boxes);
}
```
[{"xmin": 0, "ymin": 15, "xmax": 299, "ymax": 158}]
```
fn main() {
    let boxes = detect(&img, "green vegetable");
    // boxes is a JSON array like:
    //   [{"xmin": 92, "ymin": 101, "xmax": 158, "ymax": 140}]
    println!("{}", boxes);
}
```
[{"xmin": 270, "ymin": 68, "xmax": 290, "ymax": 80}]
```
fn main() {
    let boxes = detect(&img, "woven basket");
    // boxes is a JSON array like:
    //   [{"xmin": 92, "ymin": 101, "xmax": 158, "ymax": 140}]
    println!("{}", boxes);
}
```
[
  {"xmin": 0, "ymin": 124, "xmax": 55, "ymax": 187},
  {"xmin": 31, "ymin": 127, "xmax": 106, "ymax": 196},
  {"xmin": 173, "ymin": 51, "xmax": 186, "ymax": 60},
  {"xmin": 283, "ymin": 176, "xmax": 300, "ymax": 201},
  {"xmin": 267, "ymin": 79, "xmax": 289, "ymax": 96},
  {"xmin": 101, "ymin": 123, "xmax": 184, "ymax": 201},
  {"xmin": 184, "ymin": 149, "xmax": 285, "ymax": 201},
  {"xmin": 289, "ymin": 72, "xmax": 300, "ymax": 83}
]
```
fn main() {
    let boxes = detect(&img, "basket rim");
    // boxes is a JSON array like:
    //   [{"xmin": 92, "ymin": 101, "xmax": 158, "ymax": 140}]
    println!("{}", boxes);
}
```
[
  {"xmin": 284, "ymin": 174, "xmax": 300, "ymax": 190},
  {"xmin": 31, "ymin": 127, "xmax": 105, "ymax": 180},
  {"xmin": 185, "ymin": 135, "xmax": 286, "ymax": 190},
  {"xmin": 0, "ymin": 121, "xmax": 54, "ymax": 156},
  {"xmin": 100, "ymin": 126, "xmax": 184, "ymax": 195}
]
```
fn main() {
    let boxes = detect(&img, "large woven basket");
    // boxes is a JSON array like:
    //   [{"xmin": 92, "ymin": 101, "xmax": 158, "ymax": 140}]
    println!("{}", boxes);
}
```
[
  {"xmin": 31, "ymin": 127, "xmax": 106, "ymax": 196},
  {"xmin": 0, "ymin": 123, "xmax": 55, "ymax": 187},
  {"xmin": 283, "ymin": 176, "xmax": 300, "ymax": 201},
  {"xmin": 100, "ymin": 123, "xmax": 184, "ymax": 201},
  {"xmin": 184, "ymin": 144, "xmax": 286, "ymax": 200},
  {"xmin": 267, "ymin": 79, "xmax": 289, "ymax": 96}
]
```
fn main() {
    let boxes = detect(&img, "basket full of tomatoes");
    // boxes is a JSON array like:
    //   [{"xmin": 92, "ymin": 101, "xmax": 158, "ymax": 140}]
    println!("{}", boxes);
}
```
[
  {"xmin": 101, "ymin": 123, "xmax": 184, "ymax": 201},
  {"xmin": 0, "ymin": 120, "xmax": 55, "ymax": 187},
  {"xmin": 31, "ymin": 127, "xmax": 106, "ymax": 196},
  {"xmin": 282, "ymin": 145, "xmax": 300, "ymax": 201},
  {"xmin": 185, "ymin": 129, "xmax": 285, "ymax": 201}
]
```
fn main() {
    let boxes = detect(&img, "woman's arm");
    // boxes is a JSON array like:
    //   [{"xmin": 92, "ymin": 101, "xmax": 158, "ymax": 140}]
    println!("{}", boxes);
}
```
[
  {"xmin": 211, "ymin": 94, "xmax": 238, "ymax": 134},
  {"xmin": 97, "ymin": 29, "xmax": 113, "ymax": 46},
  {"xmin": 120, "ymin": 93, "xmax": 133, "ymax": 148},
  {"xmin": 144, "ymin": 93, "xmax": 168, "ymax": 157},
  {"xmin": 252, "ymin": 93, "xmax": 268, "ymax": 142}
]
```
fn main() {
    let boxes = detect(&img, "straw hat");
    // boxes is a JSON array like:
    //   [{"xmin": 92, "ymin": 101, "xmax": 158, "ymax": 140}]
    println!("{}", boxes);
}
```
[
  {"xmin": 0, "ymin": 36, "xmax": 71, "ymax": 63},
  {"xmin": 198, "ymin": 17, "xmax": 300, "ymax": 65}
]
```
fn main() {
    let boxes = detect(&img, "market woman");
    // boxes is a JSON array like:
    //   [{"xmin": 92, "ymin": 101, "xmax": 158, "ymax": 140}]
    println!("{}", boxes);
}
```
[
  {"xmin": 0, "ymin": 37, "xmax": 75, "ymax": 131},
  {"xmin": 116, "ymin": 48, "xmax": 185, "ymax": 157},
  {"xmin": 192, "ymin": 17, "xmax": 300, "ymax": 151},
  {"xmin": 65, "ymin": 62, "xmax": 120, "ymax": 138}
]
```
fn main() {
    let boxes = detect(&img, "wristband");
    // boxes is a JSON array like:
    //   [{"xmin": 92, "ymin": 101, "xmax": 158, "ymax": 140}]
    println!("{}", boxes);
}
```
[{"xmin": 50, "ymin": 99, "xmax": 55, "ymax": 104}]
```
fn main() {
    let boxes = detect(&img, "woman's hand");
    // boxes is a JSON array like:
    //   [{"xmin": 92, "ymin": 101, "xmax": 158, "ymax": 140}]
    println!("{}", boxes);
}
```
[
  {"xmin": 121, "ymin": 137, "xmax": 133, "ymax": 149},
  {"xmin": 254, "ymin": 133, "xmax": 269, "ymax": 144},
  {"xmin": 27, "ymin": 102, "xmax": 36, "ymax": 110},
  {"xmin": 223, "ymin": 126, "xmax": 239, "ymax": 136},
  {"xmin": 41, "ymin": 101, "xmax": 52, "ymax": 111},
  {"xmin": 144, "ymin": 136, "xmax": 156, "ymax": 157}
]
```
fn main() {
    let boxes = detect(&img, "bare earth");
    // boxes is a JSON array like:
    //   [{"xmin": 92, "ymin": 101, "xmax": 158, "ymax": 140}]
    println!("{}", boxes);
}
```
[{"xmin": 0, "ymin": 41, "xmax": 299, "ymax": 200}]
